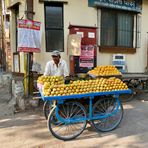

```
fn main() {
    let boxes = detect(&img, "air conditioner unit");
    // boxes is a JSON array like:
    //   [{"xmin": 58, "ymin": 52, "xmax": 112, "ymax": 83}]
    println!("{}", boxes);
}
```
[
  {"xmin": 112, "ymin": 60, "xmax": 125, "ymax": 65},
  {"xmin": 112, "ymin": 54, "xmax": 126, "ymax": 61},
  {"xmin": 112, "ymin": 54, "xmax": 126, "ymax": 73}
]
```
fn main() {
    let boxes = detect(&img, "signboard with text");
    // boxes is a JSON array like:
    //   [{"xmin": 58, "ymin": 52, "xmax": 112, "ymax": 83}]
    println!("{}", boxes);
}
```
[
  {"xmin": 17, "ymin": 19, "xmax": 41, "ymax": 52},
  {"xmin": 88, "ymin": 0, "xmax": 142, "ymax": 12},
  {"xmin": 79, "ymin": 45, "xmax": 94, "ymax": 67},
  {"xmin": 79, "ymin": 57, "xmax": 94, "ymax": 67}
]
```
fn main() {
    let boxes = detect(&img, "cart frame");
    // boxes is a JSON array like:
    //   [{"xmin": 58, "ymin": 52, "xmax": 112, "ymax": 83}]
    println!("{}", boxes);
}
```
[{"xmin": 39, "ymin": 89, "xmax": 131, "ymax": 140}]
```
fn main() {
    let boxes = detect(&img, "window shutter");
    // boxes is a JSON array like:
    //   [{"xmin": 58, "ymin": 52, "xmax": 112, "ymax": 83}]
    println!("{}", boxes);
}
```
[{"xmin": 136, "ymin": 14, "xmax": 141, "ymax": 48}]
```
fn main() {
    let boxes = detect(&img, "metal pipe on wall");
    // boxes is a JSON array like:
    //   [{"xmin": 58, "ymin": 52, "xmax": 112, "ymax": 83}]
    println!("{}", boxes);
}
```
[{"xmin": 24, "ymin": 0, "xmax": 34, "ymax": 97}]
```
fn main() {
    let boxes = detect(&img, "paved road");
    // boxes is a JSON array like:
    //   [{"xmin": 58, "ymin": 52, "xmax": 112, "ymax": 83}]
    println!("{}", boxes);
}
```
[{"xmin": 0, "ymin": 99, "xmax": 148, "ymax": 148}]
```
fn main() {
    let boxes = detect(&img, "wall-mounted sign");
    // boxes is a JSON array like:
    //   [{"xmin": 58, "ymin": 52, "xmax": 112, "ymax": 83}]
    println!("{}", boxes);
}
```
[
  {"xmin": 79, "ymin": 57, "xmax": 94, "ymax": 68},
  {"xmin": 81, "ymin": 45, "xmax": 94, "ymax": 57},
  {"xmin": 88, "ymin": 32, "xmax": 95, "ymax": 38},
  {"xmin": 79, "ymin": 45, "xmax": 94, "ymax": 68},
  {"xmin": 67, "ymin": 34, "xmax": 81, "ymax": 56},
  {"xmin": 13, "ymin": 52, "xmax": 20, "ymax": 73},
  {"xmin": 88, "ymin": 0, "xmax": 142, "ymax": 12},
  {"xmin": 17, "ymin": 19, "xmax": 41, "ymax": 52},
  {"xmin": 76, "ymin": 32, "xmax": 84, "ymax": 38}
]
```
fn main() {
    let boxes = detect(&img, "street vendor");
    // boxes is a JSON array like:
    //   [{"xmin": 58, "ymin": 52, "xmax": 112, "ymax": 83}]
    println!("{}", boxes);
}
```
[{"xmin": 44, "ymin": 50, "xmax": 69, "ymax": 77}]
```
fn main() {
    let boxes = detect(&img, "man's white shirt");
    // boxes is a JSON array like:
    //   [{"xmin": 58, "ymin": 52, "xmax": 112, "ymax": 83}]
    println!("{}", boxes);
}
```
[{"xmin": 44, "ymin": 59, "xmax": 69, "ymax": 77}]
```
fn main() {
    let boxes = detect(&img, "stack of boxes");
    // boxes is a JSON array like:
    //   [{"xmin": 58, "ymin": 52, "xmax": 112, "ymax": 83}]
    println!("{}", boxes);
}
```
[{"xmin": 112, "ymin": 54, "xmax": 126, "ymax": 73}]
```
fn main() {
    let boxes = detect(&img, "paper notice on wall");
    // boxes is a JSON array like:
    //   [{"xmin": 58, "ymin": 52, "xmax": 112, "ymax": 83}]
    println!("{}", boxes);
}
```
[
  {"xmin": 81, "ymin": 45, "xmax": 94, "ymax": 56},
  {"xmin": 76, "ymin": 32, "xmax": 84, "ymax": 38},
  {"xmin": 88, "ymin": 32, "xmax": 95, "ymax": 38},
  {"xmin": 17, "ymin": 19, "xmax": 41, "ymax": 52},
  {"xmin": 79, "ymin": 56, "xmax": 94, "ymax": 67},
  {"xmin": 67, "ymin": 34, "xmax": 81, "ymax": 56},
  {"xmin": 79, "ymin": 45, "xmax": 94, "ymax": 67}
]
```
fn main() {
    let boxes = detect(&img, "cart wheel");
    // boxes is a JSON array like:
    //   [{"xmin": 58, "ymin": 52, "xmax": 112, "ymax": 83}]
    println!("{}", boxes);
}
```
[
  {"xmin": 47, "ymin": 101, "xmax": 87, "ymax": 140},
  {"xmin": 91, "ymin": 97, "xmax": 123, "ymax": 132},
  {"xmin": 43, "ymin": 101, "xmax": 52, "ymax": 120},
  {"xmin": 119, "ymin": 86, "xmax": 134, "ymax": 102}
]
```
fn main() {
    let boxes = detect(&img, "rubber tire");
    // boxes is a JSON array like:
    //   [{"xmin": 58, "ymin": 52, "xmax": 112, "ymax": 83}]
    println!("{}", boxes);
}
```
[
  {"xmin": 47, "ymin": 101, "xmax": 87, "ymax": 140},
  {"xmin": 119, "ymin": 86, "xmax": 135, "ymax": 102},
  {"xmin": 91, "ymin": 97, "xmax": 123, "ymax": 132},
  {"xmin": 43, "ymin": 101, "xmax": 51, "ymax": 120}
]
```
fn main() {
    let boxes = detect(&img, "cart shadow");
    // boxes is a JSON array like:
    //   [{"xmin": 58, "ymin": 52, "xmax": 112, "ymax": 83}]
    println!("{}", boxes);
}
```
[
  {"xmin": 71, "ymin": 100, "xmax": 148, "ymax": 141},
  {"xmin": 69, "ymin": 126, "xmax": 101, "ymax": 141}
]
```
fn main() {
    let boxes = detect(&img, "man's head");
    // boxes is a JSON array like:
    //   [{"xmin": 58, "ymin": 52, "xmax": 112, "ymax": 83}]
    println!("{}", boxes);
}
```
[{"xmin": 51, "ymin": 50, "xmax": 61, "ymax": 64}]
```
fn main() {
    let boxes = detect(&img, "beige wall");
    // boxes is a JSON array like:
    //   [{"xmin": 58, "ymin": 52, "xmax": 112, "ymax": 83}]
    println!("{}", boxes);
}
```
[
  {"xmin": 98, "ymin": 0, "xmax": 148, "ymax": 73},
  {"xmin": 9, "ymin": 0, "xmax": 148, "ymax": 73},
  {"xmin": 33, "ymin": 0, "xmax": 97, "ymax": 73},
  {"xmin": 10, "ymin": 0, "xmax": 26, "ymax": 73}
]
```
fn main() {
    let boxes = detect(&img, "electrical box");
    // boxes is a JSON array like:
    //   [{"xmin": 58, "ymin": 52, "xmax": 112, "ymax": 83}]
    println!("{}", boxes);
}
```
[{"xmin": 68, "ymin": 25, "xmax": 97, "ymax": 74}]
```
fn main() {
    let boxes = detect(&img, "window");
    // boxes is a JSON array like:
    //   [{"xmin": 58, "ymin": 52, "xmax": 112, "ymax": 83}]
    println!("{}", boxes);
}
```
[
  {"xmin": 101, "ymin": 9, "xmax": 134, "ymax": 48},
  {"xmin": 45, "ymin": 3, "xmax": 64, "ymax": 52}
]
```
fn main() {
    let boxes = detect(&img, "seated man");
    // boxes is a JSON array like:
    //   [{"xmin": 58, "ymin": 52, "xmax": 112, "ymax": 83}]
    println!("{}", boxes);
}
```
[{"xmin": 44, "ymin": 50, "xmax": 69, "ymax": 77}]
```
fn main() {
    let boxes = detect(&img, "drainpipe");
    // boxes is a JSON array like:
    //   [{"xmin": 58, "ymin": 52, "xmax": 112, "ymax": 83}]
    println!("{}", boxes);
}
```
[{"xmin": 26, "ymin": 0, "xmax": 34, "ymax": 20}]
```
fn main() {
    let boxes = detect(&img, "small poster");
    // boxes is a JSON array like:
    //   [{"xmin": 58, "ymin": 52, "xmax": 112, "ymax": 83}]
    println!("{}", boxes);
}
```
[
  {"xmin": 79, "ymin": 45, "xmax": 95, "ymax": 67},
  {"xmin": 67, "ymin": 34, "xmax": 81, "ymax": 56},
  {"xmin": 81, "ymin": 45, "xmax": 94, "ymax": 56},
  {"xmin": 13, "ymin": 53, "xmax": 20, "ymax": 72},
  {"xmin": 76, "ymin": 32, "xmax": 84, "ymax": 38},
  {"xmin": 88, "ymin": 32, "xmax": 95, "ymax": 38},
  {"xmin": 17, "ymin": 19, "xmax": 41, "ymax": 52},
  {"xmin": 79, "ymin": 56, "xmax": 94, "ymax": 67}
]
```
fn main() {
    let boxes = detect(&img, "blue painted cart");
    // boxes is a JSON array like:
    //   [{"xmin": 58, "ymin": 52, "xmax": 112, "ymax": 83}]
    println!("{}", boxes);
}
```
[{"xmin": 40, "ymin": 89, "xmax": 131, "ymax": 140}]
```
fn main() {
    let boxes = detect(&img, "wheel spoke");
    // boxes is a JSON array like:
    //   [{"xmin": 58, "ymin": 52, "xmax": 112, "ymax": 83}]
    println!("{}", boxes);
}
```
[
  {"xmin": 92, "ymin": 98, "xmax": 123, "ymax": 132},
  {"xmin": 59, "ymin": 109, "xmax": 67, "ymax": 118},
  {"xmin": 54, "ymin": 123, "xmax": 66, "ymax": 134},
  {"xmin": 69, "ymin": 105, "xmax": 79, "ymax": 118},
  {"xmin": 69, "ymin": 103, "xmax": 74, "ymax": 117},
  {"xmin": 61, "ymin": 104, "xmax": 67, "ymax": 118},
  {"xmin": 48, "ymin": 101, "xmax": 87, "ymax": 140}
]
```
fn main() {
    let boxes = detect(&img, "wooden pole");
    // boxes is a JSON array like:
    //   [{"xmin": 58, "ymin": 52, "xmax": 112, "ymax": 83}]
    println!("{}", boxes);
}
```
[{"xmin": 24, "ymin": 0, "xmax": 34, "ymax": 97}]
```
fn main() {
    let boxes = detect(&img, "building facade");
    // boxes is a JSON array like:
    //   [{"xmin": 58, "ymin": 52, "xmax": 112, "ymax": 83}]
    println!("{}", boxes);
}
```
[
  {"xmin": 8, "ymin": 0, "xmax": 148, "ymax": 74},
  {"xmin": 0, "ymin": 0, "xmax": 11, "ymax": 71}
]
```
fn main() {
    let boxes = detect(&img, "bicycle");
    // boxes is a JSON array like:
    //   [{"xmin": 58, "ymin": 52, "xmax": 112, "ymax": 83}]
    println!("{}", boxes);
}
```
[{"xmin": 119, "ymin": 78, "xmax": 145, "ymax": 102}]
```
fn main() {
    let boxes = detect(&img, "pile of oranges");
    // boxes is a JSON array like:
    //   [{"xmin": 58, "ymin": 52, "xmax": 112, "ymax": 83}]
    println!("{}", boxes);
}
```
[
  {"xmin": 88, "ymin": 65, "xmax": 121, "ymax": 77},
  {"xmin": 37, "ymin": 65, "xmax": 127, "ymax": 97},
  {"xmin": 43, "ymin": 77, "xmax": 128, "ymax": 96},
  {"xmin": 37, "ymin": 75, "xmax": 64, "ymax": 85}
]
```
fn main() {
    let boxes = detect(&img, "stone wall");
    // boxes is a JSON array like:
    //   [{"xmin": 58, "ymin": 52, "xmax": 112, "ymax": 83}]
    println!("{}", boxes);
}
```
[{"xmin": 0, "ymin": 73, "xmax": 15, "ymax": 117}]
